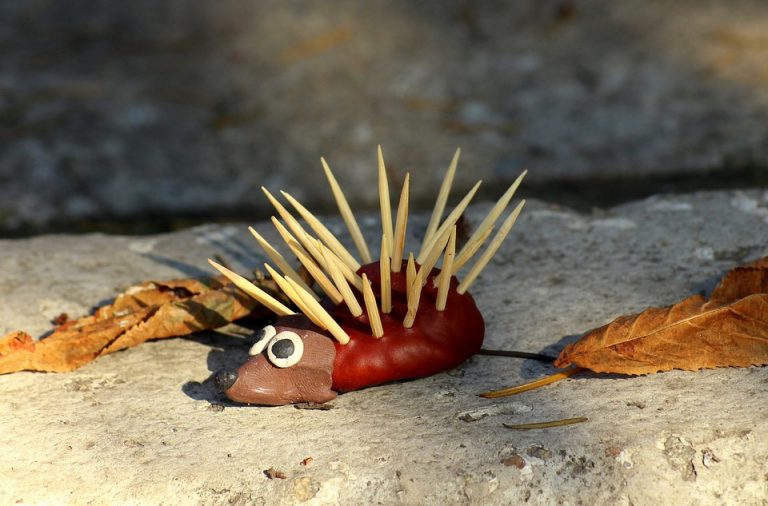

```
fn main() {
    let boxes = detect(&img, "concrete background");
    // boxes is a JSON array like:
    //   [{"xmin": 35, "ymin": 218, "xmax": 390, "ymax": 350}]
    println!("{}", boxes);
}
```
[
  {"xmin": 1, "ymin": 191, "xmax": 767, "ymax": 504},
  {"xmin": 2, "ymin": 1, "xmax": 768, "ymax": 503},
  {"xmin": 2, "ymin": 0, "xmax": 768, "ymax": 235}
]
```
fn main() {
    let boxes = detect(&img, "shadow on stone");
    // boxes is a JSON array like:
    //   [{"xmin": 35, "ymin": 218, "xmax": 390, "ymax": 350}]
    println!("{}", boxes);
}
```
[
  {"xmin": 181, "ymin": 379, "xmax": 221, "ymax": 402},
  {"xmin": 484, "ymin": 331, "xmax": 639, "ymax": 382},
  {"xmin": 179, "ymin": 330, "xmax": 251, "ymax": 402},
  {"xmin": 540, "ymin": 332, "xmax": 582, "ymax": 359},
  {"xmin": 142, "ymin": 253, "xmax": 212, "ymax": 278}
]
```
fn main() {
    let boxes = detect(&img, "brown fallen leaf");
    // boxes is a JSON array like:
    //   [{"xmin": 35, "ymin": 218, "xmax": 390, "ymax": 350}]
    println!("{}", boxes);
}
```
[
  {"xmin": 708, "ymin": 256, "xmax": 768, "ymax": 304},
  {"xmin": 0, "ymin": 275, "xmax": 281, "ymax": 374},
  {"xmin": 554, "ymin": 256, "xmax": 768, "ymax": 374}
]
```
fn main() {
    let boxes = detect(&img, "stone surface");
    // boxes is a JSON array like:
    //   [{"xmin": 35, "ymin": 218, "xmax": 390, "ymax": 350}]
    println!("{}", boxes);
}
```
[
  {"xmin": 1, "ymin": 190, "xmax": 767, "ymax": 504},
  {"xmin": 2, "ymin": 1, "xmax": 768, "ymax": 232}
]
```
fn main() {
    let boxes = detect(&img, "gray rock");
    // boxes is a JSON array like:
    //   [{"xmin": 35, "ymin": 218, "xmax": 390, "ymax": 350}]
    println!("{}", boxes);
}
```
[
  {"xmin": 2, "ymin": 1, "xmax": 768, "ymax": 232},
  {"xmin": 1, "ymin": 190, "xmax": 767, "ymax": 504}
]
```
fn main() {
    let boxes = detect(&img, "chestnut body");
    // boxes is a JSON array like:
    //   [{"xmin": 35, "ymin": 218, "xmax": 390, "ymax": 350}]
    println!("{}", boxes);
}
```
[{"xmin": 329, "ymin": 262, "xmax": 484, "ymax": 392}]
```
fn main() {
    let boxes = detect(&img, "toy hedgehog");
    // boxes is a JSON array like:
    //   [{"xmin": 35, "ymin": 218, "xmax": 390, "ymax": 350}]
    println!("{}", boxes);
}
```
[{"xmin": 208, "ymin": 146, "xmax": 526, "ymax": 405}]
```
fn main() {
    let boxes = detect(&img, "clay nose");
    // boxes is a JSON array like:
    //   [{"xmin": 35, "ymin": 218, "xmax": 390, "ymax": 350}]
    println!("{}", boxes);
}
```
[{"xmin": 213, "ymin": 369, "xmax": 238, "ymax": 392}]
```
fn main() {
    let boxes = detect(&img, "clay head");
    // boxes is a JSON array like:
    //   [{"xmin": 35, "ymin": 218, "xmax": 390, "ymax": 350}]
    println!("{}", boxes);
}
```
[{"xmin": 213, "ymin": 314, "xmax": 337, "ymax": 405}]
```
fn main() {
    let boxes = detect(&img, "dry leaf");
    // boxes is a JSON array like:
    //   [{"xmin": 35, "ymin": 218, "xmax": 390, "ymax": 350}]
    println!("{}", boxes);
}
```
[
  {"xmin": 554, "ymin": 256, "xmax": 768, "ymax": 375},
  {"xmin": 708, "ymin": 256, "xmax": 768, "ymax": 304},
  {"xmin": 0, "ymin": 275, "xmax": 280, "ymax": 374}
]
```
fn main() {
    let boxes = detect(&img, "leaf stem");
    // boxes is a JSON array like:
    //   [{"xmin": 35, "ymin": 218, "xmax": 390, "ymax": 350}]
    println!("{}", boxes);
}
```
[
  {"xmin": 503, "ymin": 417, "xmax": 588, "ymax": 430},
  {"xmin": 479, "ymin": 367, "xmax": 585, "ymax": 398}
]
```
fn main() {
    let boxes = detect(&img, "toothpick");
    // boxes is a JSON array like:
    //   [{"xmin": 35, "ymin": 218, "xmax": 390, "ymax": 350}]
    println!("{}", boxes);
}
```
[
  {"xmin": 248, "ymin": 226, "xmax": 316, "ymax": 297},
  {"xmin": 435, "ymin": 226, "xmax": 456, "ymax": 311},
  {"xmin": 403, "ymin": 267, "xmax": 423, "ymax": 329},
  {"xmin": 380, "ymin": 235, "xmax": 392, "ymax": 313},
  {"xmin": 391, "ymin": 172, "xmax": 409, "ymax": 273},
  {"xmin": 285, "ymin": 238, "xmax": 343, "ymax": 304},
  {"xmin": 271, "ymin": 217, "xmax": 356, "ymax": 294},
  {"xmin": 457, "ymin": 200, "xmax": 525, "ymax": 294},
  {"xmin": 308, "ymin": 234, "xmax": 363, "ymax": 292},
  {"xmin": 451, "ymin": 224, "xmax": 493, "ymax": 275},
  {"xmin": 281, "ymin": 190, "xmax": 361, "ymax": 271},
  {"xmin": 454, "ymin": 170, "xmax": 527, "ymax": 271},
  {"xmin": 270, "ymin": 217, "xmax": 321, "ymax": 300},
  {"xmin": 284, "ymin": 277, "xmax": 350, "ymax": 344},
  {"xmin": 421, "ymin": 147, "xmax": 460, "ymax": 257},
  {"xmin": 418, "ymin": 224, "xmax": 453, "ymax": 284},
  {"xmin": 378, "ymin": 145, "xmax": 394, "ymax": 257},
  {"xmin": 208, "ymin": 259, "xmax": 294, "ymax": 316},
  {"xmin": 417, "ymin": 180, "xmax": 481, "ymax": 264},
  {"xmin": 319, "ymin": 245, "xmax": 363, "ymax": 317},
  {"xmin": 361, "ymin": 274, "xmax": 384, "ymax": 338},
  {"xmin": 321, "ymin": 157, "xmax": 372, "ymax": 264},
  {"xmin": 271, "ymin": 216, "xmax": 308, "ymax": 257},
  {"xmin": 262, "ymin": 187, "xmax": 327, "ymax": 270},
  {"xmin": 263, "ymin": 263, "xmax": 324, "ymax": 327},
  {"xmin": 406, "ymin": 252, "xmax": 416, "ymax": 295}
]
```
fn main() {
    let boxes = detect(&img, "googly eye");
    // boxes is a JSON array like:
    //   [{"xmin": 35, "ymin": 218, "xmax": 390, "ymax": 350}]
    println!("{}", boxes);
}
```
[
  {"xmin": 266, "ymin": 331, "xmax": 304, "ymax": 368},
  {"xmin": 249, "ymin": 325, "xmax": 277, "ymax": 356}
]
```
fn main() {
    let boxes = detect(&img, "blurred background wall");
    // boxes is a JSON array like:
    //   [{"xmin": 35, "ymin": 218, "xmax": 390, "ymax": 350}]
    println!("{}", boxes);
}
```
[{"xmin": 1, "ymin": 0, "xmax": 766, "ymax": 236}]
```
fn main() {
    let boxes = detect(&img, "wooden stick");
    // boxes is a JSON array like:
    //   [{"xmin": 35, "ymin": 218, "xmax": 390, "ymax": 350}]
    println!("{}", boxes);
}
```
[
  {"xmin": 309, "ymin": 234, "xmax": 363, "ymax": 292},
  {"xmin": 391, "ymin": 173, "xmax": 409, "ymax": 273},
  {"xmin": 454, "ymin": 170, "xmax": 527, "ymax": 271},
  {"xmin": 269, "ymin": 217, "xmax": 321, "ymax": 300},
  {"xmin": 319, "ymin": 245, "xmax": 362, "ymax": 317},
  {"xmin": 263, "ymin": 263, "xmax": 324, "ymax": 326},
  {"xmin": 285, "ymin": 238, "xmax": 343, "ymax": 304},
  {"xmin": 421, "ymin": 148, "xmax": 460, "ymax": 258},
  {"xmin": 406, "ymin": 252, "xmax": 416, "ymax": 296},
  {"xmin": 479, "ymin": 367, "xmax": 585, "ymax": 398},
  {"xmin": 416, "ymin": 180, "xmax": 481, "ymax": 264},
  {"xmin": 418, "ymin": 224, "xmax": 453, "ymax": 283},
  {"xmin": 377, "ymin": 145, "xmax": 394, "ymax": 257},
  {"xmin": 403, "ymin": 266, "xmax": 423, "ymax": 329},
  {"xmin": 271, "ymin": 217, "xmax": 357, "ymax": 294},
  {"xmin": 284, "ymin": 276, "xmax": 351, "ymax": 344},
  {"xmin": 451, "ymin": 225, "xmax": 493, "ymax": 275},
  {"xmin": 262, "ymin": 187, "xmax": 327, "ymax": 270},
  {"xmin": 271, "ymin": 216, "xmax": 308, "ymax": 257},
  {"xmin": 280, "ymin": 190, "xmax": 361, "ymax": 271},
  {"xmin": 380, "ymin": 235, "xmax": 392, "ymax": 314},
  {"xmin": 321, "ymin": 157, "xmax": 372, "ymax": 263},
  {"xmin": 361, "ymin": 274, "xmax": 384, "ymax": 338},
  {"xmin": 208, "ymin": 259, "xmax": 294, "ymax": 316},
  {"xmin": 435, "ymin": 226, "xmax": 456, "ymax": 311},
  {"xmin": 404, "ymin": 242, "xmax": 436, "ymax": 328},
  {"xmin": 457, "ymin": 200, "xmax": 525, "ymax": 294},
  {"xmin": 248, "ymin": 226, "xmax": 316, "ymax": 297}
]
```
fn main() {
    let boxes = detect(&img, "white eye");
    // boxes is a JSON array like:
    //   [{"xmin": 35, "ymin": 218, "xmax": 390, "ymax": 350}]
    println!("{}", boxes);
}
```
[
  {"xmin": 266, "ymin": 331, "xmax": 304, "ymax": 368},
  {"xmin": 249, "ymin": 325, "xmax": 276, "ymax": 356}
]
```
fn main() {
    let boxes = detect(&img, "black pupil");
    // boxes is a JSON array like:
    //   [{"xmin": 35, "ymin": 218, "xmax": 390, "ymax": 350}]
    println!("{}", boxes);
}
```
[{"xmin": 272, "ymin": 339, "xmax": 295, "ymax": 359}]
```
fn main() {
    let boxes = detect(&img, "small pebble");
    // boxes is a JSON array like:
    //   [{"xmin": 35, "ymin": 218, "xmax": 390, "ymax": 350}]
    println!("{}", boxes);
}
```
[{"xmin": 264, "ymin": 467, "xmax": 287, "ymax": 480}]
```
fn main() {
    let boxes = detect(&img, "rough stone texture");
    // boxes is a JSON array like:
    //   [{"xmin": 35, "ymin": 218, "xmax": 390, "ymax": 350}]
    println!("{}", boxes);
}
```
[
  {"xmin": 2, "ymin": 1, "xmax": 768, "ymax": 232},
  {"xmin": 1, "ymin": 191, "xmax": 767, "ymax": 504}
]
